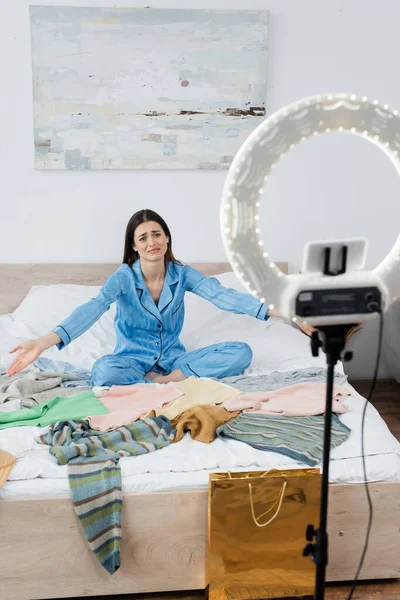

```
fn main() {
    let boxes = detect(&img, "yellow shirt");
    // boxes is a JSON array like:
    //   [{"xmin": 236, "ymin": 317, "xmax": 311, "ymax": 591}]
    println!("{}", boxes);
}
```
[{"xmin": 156, "ymin": 377, "xmax": 241, "ymax": 421}]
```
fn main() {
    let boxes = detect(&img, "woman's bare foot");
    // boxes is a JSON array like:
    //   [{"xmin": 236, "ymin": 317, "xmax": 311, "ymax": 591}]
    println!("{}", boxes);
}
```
[
  {"xmin": 145, "ymin": 369, "xmax": 187, "ymax": 383},
  {"xmin": 145, "ymin": 370, "xmax": 159, "ymax": 382}
]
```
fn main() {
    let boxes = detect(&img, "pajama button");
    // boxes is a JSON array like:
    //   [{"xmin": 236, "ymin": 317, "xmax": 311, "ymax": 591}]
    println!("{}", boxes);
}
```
[
  {"xmin": 155, "ymin": 342, "xmax": 159, "ymax": 346},
  {"xmin": 154, "ymin": 357, "xmax": 158, "ymax": 360},
  {"xmin": 157, "ymin": 324, "xmax": 161, "ymax": 328}
]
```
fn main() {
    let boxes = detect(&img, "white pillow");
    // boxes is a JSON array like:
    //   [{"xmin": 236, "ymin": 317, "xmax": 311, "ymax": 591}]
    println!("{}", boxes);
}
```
[
  {"xmin": 181, "ymin": 271, "xmax": 329, "ymax": 373},
  {"xmin": 13, "ymin": 284, "xmax": 103, "ymax": 335},
  {"xmin": 13, "ymin": 284, "xmax": 116, "ymax": 369}
]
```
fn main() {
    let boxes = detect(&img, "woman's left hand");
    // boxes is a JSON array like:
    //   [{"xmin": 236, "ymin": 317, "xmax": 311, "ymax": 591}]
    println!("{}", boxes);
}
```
[
  {"xmin": 296, "ymin": 320, "xmax": 316, "ymax": 337},
  {"xmin": 267, "ymin": 306, "xmax": 316, "ymax": 337}
]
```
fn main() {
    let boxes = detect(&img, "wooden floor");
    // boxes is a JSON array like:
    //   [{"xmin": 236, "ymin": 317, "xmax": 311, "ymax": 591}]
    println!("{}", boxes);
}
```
[
  {"xmin": 62, "ymin": 579, "xmax": 400, "ymax": 600},
  {"xmin": 351, "ymin": 379, "xmax": 400, "ymax": 442},
  {"xmin": 62, "ymin": 380, "xmax": 400, "ymax": 600}
]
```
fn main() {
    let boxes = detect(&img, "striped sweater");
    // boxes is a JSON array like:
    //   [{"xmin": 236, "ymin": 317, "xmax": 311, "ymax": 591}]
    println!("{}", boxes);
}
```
[
  {"xmin": 39, "ymin": 416, "xmax": 175, "ymax": 574},
  {"xmin": 216, "ymin": 412, "xmax": 351, "ymax": 466}
]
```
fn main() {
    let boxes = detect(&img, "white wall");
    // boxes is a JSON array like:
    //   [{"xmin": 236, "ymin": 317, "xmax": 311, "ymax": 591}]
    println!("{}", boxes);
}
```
[{"xmin": 1, "ymin": 0, "xmax": 399, "ymax": 378}]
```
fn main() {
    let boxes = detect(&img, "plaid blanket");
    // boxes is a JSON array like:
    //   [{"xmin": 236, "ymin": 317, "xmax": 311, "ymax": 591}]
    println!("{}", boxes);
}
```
[{"xmin": 39, "ymin": 416, "xmax": 175, "ymax": 574}]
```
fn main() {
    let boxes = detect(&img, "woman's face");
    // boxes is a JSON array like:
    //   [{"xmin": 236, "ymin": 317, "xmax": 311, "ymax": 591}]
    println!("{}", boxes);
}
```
[{"xmin": 133, "ymin": 220, "xmax": 169, "ymax": 263}]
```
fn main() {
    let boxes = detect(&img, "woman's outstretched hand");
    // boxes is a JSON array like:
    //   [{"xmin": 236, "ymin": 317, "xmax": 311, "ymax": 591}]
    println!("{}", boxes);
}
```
[
  {"xmin": 7, "ymin": 339, "xmax": 44, "ymax": 377},
  {"xmin": 295, "ymin": 321, "xmax": 316, "ymax": 337},
  {"xmin": 267, "ymin": 306, "xmax": 316, "ymax": 337},
  {"xmin": 7, "ymin": 331, "xmax": 61, "ymax": 377}
]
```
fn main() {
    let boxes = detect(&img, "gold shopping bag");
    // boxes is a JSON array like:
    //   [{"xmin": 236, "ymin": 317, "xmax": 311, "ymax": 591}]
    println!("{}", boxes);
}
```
[{"xmin": 206, "ymin": 469, "xmax": 321, "ymax": 600}]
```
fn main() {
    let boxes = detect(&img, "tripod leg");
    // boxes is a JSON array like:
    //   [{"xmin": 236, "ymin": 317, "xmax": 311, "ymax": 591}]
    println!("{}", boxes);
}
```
[
  {"xmin": 314, "ymin": 361, "xmax": 334, "ymax": 600},
  {"xmin": 304, "ymin": 325, "xmax": 353, "ymax": 600}
]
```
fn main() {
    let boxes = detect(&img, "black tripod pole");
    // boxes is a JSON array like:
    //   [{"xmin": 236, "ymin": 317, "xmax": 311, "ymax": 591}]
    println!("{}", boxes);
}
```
[{"xmin": 303, "ymin": 325, "xmax": 355, "ymax": 600}]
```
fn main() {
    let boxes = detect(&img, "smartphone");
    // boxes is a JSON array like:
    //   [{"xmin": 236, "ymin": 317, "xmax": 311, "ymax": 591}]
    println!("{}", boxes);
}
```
[{"xmin": 301, "ymin": 238, "xmax": 368, "ymax": 275}]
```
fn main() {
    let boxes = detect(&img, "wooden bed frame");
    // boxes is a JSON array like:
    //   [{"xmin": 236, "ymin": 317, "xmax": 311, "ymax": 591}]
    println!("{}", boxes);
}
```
[{"xmin": 0, "ymin": 263, "xmax": 399, "ymax": 600}]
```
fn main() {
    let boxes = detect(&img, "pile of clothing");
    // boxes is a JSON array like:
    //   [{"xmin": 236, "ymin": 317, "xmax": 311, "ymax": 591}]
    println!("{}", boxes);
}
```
[{"xmin": 0, "ymin": 361, "xmax": 352, "ymax": 574}]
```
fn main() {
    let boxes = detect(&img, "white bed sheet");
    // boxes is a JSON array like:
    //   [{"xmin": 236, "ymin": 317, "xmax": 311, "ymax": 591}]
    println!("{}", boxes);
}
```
[
  {"xmin": 0, "ymin": 285, "xmax": 399, "ymax": 501},
  {"xmin": 2, "ymin": 451, "xmax": 400, "ymax": 501}
]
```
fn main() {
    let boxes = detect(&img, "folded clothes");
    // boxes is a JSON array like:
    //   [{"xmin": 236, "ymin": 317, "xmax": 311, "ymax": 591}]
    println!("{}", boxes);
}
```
[
  {"xmin": 0, "ymin": 391, "xmax": 108, "ymax": 430},
  {"xmin": 171, "ymin": 404, "xmax": 240, "ymax": 444},
  {"xmin": 223, "ymin": 383, "xmax": 350, "ymax": 417},
  {"xmin": 34, "ymin": 357, "xmax": 92, "ymax": 387},
  {"xmin": 88, "ymin": 383, "xmax": 183, "ymax": 431},
  {"xmin": 156, "ymin": 377, "xmax": 241, "ymax": 420},
  {"xmin": 0, "ymin": 368, "xmax": 92, "ymax": 406},
  {"xmin": 217, "ymin": 412, "xmax": 351, "ymax": 466},
  {"xmin": 220, "ymin": 367, "xmax": 348, "ymax": 391}
]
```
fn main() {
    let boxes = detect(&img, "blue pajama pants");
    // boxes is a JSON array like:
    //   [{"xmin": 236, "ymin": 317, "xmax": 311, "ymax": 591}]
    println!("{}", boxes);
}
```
[{"xmin": 91, "ymin": 341, "xmax": 253, "ymax": 387}]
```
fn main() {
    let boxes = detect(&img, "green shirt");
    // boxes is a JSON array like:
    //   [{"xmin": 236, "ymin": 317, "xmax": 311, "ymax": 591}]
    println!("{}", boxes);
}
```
[{"xmin": 0, "ymin": 392, "xmax": 108, "ymax": 430}]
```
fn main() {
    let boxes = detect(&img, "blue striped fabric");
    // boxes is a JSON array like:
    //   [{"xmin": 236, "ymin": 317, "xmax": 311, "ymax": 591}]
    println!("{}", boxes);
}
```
[
  {"xmin": 39, "ymin": 416, "xmax": 175, "ymax": 574},
  {"xmin": 216, "ymin": 413, "xmax": 351, "ymax": 466}
]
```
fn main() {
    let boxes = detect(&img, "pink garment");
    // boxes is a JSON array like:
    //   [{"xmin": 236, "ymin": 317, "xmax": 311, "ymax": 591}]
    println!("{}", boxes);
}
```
[
  {"xmin": 87, "ymin": 383, "xmax": 184, "ymax": 431},
  {"xmin": 222, "ymin": 383, "xmax": 350, "ymax": 417}
]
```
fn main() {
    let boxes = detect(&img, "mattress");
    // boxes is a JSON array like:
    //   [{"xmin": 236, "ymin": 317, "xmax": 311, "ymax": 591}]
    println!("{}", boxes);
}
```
[
  {"xmin": 1, "ymin": 382, "xmax": 399, "ymax": 501},
  {"xmin": 1, "ymin": 284, "xmax": 399, "ymax": 501}
]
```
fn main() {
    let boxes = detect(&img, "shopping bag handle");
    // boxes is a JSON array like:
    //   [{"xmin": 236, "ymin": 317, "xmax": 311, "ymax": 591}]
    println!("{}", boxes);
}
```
[{"xmin": 248, "ymin": 480, "xmax": 288, "ymax": 528}]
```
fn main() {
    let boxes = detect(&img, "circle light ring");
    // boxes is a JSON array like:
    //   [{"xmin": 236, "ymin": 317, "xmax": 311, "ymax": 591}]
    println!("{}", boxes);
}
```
[{"xmin": 221, "ymin": 93, "xmax": 400, "ymax": 309}]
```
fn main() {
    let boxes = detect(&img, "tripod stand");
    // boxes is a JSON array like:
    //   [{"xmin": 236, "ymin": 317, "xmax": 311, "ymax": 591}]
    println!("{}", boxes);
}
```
[{"xmin": 303, "ymin": 324, "xmax": 355, "ymax": 600}]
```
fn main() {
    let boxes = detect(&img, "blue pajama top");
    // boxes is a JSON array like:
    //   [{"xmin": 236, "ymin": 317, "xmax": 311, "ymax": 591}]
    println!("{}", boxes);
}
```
[{"xmin": 53, "ymin": 261, "xmax": 269, "ymax": 373}]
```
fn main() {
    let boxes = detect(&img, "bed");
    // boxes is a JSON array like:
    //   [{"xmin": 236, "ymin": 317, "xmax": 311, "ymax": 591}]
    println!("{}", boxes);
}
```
[{"xmin": 0, "ymin": 262, "xmax": 399, "ymax": 600}]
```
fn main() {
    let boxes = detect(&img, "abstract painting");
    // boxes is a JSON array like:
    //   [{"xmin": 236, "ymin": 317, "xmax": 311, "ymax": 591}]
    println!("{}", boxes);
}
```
[{"xmin": 30, "ymin": 7, "xmax": 269, "ymax": 170}]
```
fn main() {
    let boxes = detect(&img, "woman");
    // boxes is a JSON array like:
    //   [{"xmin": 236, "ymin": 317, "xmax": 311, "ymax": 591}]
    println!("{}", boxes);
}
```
[{"xmin": 7, "ymin": 209, "xmax": 311, "ymax": 386}]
